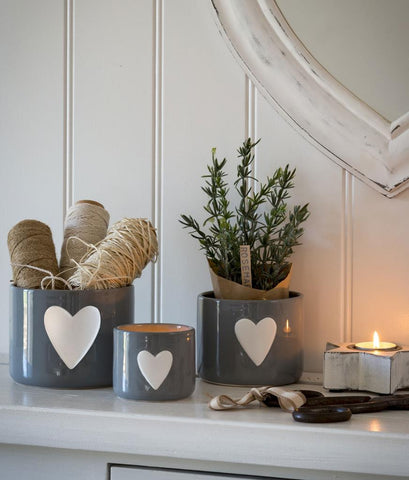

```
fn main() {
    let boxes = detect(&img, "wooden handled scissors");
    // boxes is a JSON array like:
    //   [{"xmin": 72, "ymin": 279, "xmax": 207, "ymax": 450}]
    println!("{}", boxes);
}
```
[{"xmin": 291, "ymin": 393, "xmax": 409, "ymax": 423}]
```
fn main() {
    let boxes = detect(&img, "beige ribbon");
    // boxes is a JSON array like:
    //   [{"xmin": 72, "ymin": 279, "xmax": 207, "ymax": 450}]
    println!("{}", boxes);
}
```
[{"xmin": 209, "ymin": 386, "xmax": 306, "ymax": 412}]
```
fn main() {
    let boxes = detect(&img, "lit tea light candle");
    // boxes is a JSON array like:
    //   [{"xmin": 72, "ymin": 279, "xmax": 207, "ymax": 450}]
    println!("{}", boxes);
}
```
[
  {"xmin": 355, "ymin": 331, "xmax": 397, "ymax": 351},
  {"xmin": 283, "ymin": 319, "xmax": 292, "ymax": 334}
]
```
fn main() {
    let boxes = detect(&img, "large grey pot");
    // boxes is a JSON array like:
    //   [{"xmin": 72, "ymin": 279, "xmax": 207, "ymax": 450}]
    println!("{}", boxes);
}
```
[
  {"xmin": 9, "ymin": 285, "xmax": 134, "ymax": 388},
  {"xmin": 197, "ymin": 291, "xmax": 303, "ymax": 386}
]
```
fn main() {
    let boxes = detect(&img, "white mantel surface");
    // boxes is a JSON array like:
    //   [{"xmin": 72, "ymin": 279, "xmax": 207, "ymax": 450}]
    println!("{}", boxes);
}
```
[{"xmin": 0, "ymin": 362, "xmax": 409, "ymax": 480}]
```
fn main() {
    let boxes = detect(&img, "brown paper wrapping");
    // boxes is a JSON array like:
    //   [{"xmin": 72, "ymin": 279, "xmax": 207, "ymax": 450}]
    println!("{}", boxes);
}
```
[{"xmin": 209, "ymin": 263, "xmax": 292, "ymax": 300}]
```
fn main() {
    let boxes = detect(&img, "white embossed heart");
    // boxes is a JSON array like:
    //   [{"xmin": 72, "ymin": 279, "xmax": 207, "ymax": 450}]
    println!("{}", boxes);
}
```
[
  {"xmin": 137, "ymin": 350, "xmax": 173, "ymax": 390},
  {"xmin": 44, "ymin": 306, "xmax": 101, "ymax": 369},
  {"xmin": 234, "ymin": 317, "xmax": 277, "ymax": 366}
]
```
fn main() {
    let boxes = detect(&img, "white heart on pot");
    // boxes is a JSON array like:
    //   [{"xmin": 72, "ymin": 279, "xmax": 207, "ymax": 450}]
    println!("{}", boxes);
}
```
[
  {"xmin": 137, "ymin": 350, "xmax": 173, "ymax": 390},
  {"xmin": 44, "ymin": 305, "xmax": 101, "ymax": 370},
  {"xmin": 234, "ymin": 317, "xmax": 277, "ymax": 366}
]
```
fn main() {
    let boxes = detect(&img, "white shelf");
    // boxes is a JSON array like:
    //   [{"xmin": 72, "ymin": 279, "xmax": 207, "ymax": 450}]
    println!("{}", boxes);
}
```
[{"xmin": 0, "ymin": 364, "xmax": 408, "ymax": 479}]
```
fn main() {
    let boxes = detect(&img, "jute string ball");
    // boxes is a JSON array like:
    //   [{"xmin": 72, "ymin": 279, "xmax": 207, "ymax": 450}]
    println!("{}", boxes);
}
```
[
  {"xmin": 7, "ymin": 219, "xmax": 59, "ymax": 289},
  {"xmin": 59, "ymin": 200, "xmax": 110, "ymax": 280},
  {"xmin": 68, "ymin": 218, "xmax": 158, "ymax": 289}
]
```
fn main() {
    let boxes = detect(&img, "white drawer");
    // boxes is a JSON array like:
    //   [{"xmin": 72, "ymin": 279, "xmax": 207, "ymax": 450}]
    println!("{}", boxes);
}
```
[{"xmin": 110, "ymin": 466, "xmax": 285, "ymax": 480}]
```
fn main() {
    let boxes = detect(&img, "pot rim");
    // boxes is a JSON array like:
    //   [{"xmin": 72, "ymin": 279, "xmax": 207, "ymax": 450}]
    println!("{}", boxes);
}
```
[
  {"xmin": 9, "ymin": 284, "xmax": 134, "ymax": 295},
  {"xmin": 198, "ymin": 290, "xmax": 303, "ymax": 303},
  {"xmin": 114, "ymin": 323, "xmax": 194, "ymax": 335}
]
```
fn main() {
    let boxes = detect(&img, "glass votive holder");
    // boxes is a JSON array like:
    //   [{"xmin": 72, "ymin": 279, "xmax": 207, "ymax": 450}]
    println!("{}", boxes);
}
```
[{"xmin": 113, "ymin": 323, "xmax": 195, "ymax": 401}]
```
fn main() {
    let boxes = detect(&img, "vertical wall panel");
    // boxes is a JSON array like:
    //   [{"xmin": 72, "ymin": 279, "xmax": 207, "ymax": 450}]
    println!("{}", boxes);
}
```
[
  {"xmin": 352, "ymin": 182, "xmax": 409, "ymax": 347},
  {"xmin": 0, "ymin": 0, "xmax": 64, "ymax": 353},
  {"xmin": 73, "ymin": 0, "xmax": 154, "ymax": 320},
  {"xmin": 160, "ymin": 0, "xmax": 246, "ymax": 327},
  {"xmin": 256, "ymin": 95, "xmax": 345, "ymax": 372}
]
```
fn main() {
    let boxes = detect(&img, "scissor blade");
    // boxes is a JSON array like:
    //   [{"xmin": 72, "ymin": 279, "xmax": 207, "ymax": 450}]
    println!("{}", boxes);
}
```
[{"xmin": 306, "ymin": 395, "xmax": 371, "ymax": 407}]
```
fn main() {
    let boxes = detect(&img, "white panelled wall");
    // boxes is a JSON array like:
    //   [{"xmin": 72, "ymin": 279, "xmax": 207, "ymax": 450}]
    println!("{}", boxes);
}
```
[{"xmin": 2, "ymin": 0, "xmax": 409, "ymax": 373}]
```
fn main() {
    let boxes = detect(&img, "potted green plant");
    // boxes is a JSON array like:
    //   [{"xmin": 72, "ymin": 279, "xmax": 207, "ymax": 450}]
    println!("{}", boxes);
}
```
[{"xmin": 180, "ymin": 138, "xmax": 309, "ymax": 386}]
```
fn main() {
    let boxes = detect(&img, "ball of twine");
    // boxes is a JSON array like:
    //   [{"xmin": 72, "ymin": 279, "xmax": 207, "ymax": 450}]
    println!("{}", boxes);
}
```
[
  {"xmin": 7, "ymin": 219, "xmax": 59, "ymax": 289},
  {"xmin": 59, "ymin": 200, "xmax": 110, "ymax": 280},
  {"xmin": 68, "ymin": 218, "xmax": 158, "ymax": 289}
]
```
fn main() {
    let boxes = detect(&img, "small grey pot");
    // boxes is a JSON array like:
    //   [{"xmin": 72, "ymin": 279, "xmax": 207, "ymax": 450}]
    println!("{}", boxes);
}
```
[
  {"xmin": 9, "ymin": 284, "xmax": 134, "ymax": 388},
  {"xmin": 197, "ymin": 291, "xmax": 303, "ymax": 386},
  {"xmin": 113, "ymin": 323, "xmax": 195, "ymax": 401}
]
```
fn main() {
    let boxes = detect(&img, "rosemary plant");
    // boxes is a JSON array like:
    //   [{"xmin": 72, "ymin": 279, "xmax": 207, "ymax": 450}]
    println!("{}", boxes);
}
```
[{"xmin": 180, "ymin": 138, "xmax": 309, "ymax": 291}]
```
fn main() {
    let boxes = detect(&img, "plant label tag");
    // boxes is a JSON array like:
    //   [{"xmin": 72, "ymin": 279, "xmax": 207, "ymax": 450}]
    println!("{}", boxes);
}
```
[{"xmin": 240, "ymin": 245, "xmax": 252, "ymax": 287}]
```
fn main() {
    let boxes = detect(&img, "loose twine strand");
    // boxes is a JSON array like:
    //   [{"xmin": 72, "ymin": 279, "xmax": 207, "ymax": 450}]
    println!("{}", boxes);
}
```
[
  {"xmin": 10, "ymin": 264, "xmax": 73, "ymax": 290},
  {"xmin": 209, "ymin": 386, "xmax": 306, "ymax": 412}
]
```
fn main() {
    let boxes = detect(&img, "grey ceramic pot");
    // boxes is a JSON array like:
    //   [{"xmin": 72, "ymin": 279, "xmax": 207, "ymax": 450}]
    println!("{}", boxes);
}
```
[
  {"xmin": 197, "ymin": 291, "xmax": 303, "ymax": 386},
  {"xmin": 9, "ymin": 285, "xmax": 134, "ymax": 388},
  {"xmin": 113, "ymin": 323, "xmax": 195, "ymax": 401}
]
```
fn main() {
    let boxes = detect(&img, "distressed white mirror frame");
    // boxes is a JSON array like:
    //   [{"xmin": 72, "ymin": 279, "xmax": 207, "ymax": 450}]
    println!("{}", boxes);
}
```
[{"xmin": 211, "ymin": 0, "xmax": 409, "ymax": 197}]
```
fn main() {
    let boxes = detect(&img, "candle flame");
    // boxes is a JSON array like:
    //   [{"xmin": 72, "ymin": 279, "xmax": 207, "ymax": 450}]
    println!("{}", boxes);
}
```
[
  {"xmin": 373, "ymin": 331, "xmax": 380, "ymax": 349},
  {"xmin": 355, "ymin": 331, "xmax": 396, "ymax": 351},
  {"xmin": 283, "ymin": 319, "xmax": 291, "ymax": 334}
]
